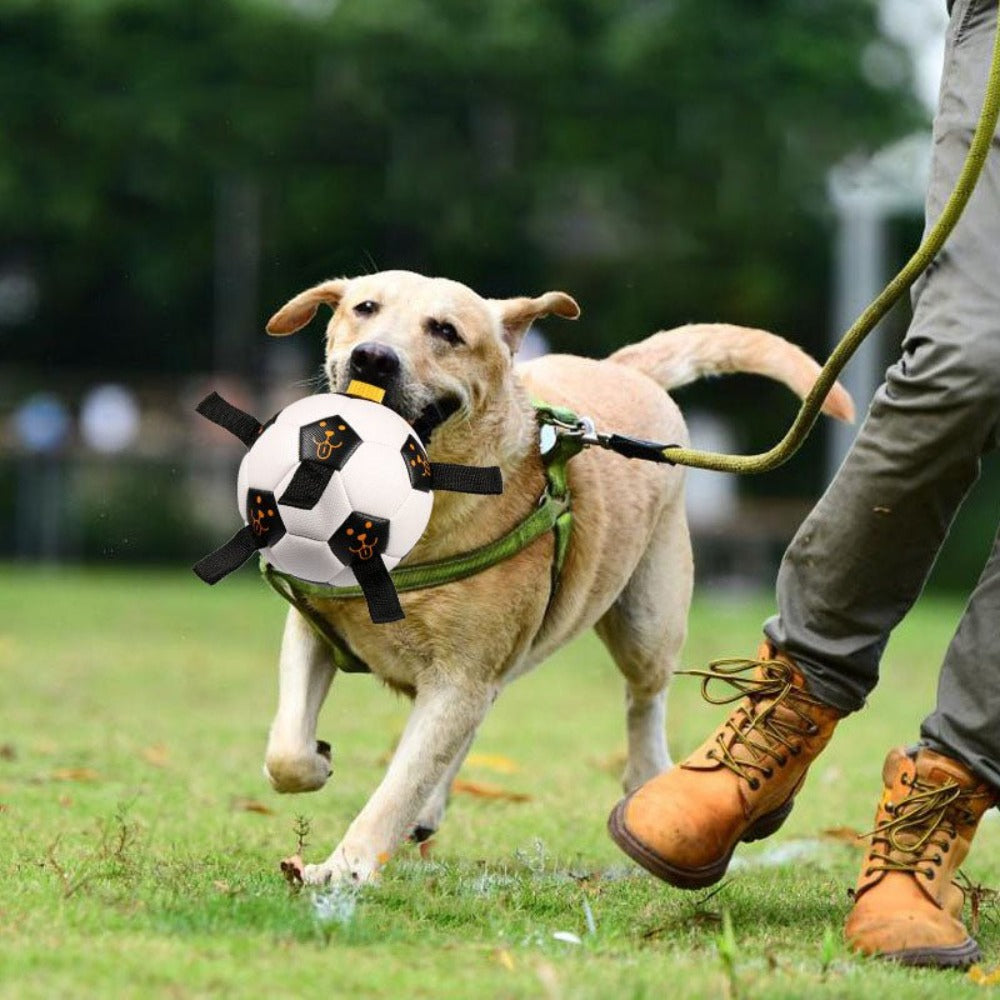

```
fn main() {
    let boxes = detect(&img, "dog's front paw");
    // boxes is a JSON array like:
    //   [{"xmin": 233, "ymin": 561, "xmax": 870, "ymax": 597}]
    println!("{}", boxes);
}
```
[
  {"xmin": 264, "ymin": 740, "xmax": 333, "ymax": 794},
  {"xmin": 302, "ymin": 841, "xmax": 386, "ymax": 886}
]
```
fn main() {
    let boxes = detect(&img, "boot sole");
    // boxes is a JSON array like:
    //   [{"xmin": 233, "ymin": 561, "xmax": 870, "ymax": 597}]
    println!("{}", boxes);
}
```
[
  {"xmin": 874, "ymin": 937, "xmax": 981, "ymax": 969},
  {"xmin": 606, "ymin": 794, "xmax": 795, "ymax": 890}
]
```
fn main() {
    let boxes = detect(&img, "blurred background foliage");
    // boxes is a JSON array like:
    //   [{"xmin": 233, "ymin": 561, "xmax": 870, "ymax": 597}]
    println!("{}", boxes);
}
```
[
  {"xmin": 7, "ymin": 0, "xmax": 992, "ymax": 589},
  {"xmin": 1, "ymin": 0, "xmax": 919, "ymax": 373}
]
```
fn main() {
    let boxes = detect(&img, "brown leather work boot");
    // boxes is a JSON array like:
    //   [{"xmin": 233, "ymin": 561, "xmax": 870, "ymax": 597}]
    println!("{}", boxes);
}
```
[
  {"xmin": 607, "ymin": 644, "xmax": 843, "ymax": 889},
  {"xmin": 844, "ymin": 746, "xmax": 997, "ymax": 968}
]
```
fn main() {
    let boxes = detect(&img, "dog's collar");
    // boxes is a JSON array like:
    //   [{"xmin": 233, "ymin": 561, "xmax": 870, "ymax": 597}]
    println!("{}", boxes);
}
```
[{"xmin": 261, "ymin": 402, "xmax": 585, "ymax": 675}]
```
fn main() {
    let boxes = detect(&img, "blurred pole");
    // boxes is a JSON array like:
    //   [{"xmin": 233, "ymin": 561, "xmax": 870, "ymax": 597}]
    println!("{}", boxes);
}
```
[
  {"xmin": 16, "ymin": 460, "xmax": 64, "ymax": 560},
  {"xmin": 826, "ymin": 196, "xmax": 886, "ymax": 482},
  {"xmin": 825, "ymin": 135, "xmax": 930, "ymax": 483},
  {"xmin": 213, "ymin": 174, "xmax": 261, "ymax": 378}
]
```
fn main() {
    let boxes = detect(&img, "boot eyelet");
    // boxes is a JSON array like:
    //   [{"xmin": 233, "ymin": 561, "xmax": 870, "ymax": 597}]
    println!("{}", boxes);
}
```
[
  {"xmin": 806, "ymin": 723, "xmax": 819, "ymax": 736},
  {"xmin": 790, "ymin": 745, "xmax": 802, "ymax": 756},
  {"xmin": 933, "ymin": 855, "xmax": 942, "ymax": 865},
  {"xmin": 776, "ymin": 756, "xmax": 788, "ymax": 767},
  {"xmin": 748, "ymin": 778, "xmax": 760, "ymax": 791},
  {"xmin": 762, "ymin": 768, "xmax": 773, "ymax": 779},
  {"xmin": 900, "ymin": 774, "xmax": 910, "ymax": 786},
  {"xmin": 922, "ymin": 869, "xmax": 934, "ymax": 879}
]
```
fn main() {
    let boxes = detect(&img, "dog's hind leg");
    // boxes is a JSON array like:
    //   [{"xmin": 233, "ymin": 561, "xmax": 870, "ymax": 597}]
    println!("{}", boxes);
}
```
[
  {"xmin": 595, "ymin": 500, "xmax": 693, "ymax": 794},
  {"xmin": 264, "ymin": 607, "xmax": 336, "ymax": 793},
  {"xmin": 410, "ymin": 730, "xmax": 476, "ymax": 843}
]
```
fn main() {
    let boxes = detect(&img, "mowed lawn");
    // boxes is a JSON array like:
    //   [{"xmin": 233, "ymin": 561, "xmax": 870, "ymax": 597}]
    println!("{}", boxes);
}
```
[{"xmin": 1, "ymin": 568, "xmax": 999, "ymax": 999}]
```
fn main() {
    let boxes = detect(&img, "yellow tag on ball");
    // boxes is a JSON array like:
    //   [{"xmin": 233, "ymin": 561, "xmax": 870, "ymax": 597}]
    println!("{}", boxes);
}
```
[{"xmin": 345, "ymin": 379, "xmax": 386, "ymax": 404}]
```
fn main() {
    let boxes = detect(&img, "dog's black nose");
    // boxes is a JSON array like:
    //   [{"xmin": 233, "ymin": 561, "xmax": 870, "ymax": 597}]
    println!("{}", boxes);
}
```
[{"xmin": 350, "ymin": 342, "xmax": 400, "ymax": 383}]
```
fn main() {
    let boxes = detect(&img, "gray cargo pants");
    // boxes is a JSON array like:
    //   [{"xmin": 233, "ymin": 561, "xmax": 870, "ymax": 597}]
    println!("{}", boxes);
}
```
[{"xmin": 764, "ymin": 0, "xmax": 1000, "ymax": 789}]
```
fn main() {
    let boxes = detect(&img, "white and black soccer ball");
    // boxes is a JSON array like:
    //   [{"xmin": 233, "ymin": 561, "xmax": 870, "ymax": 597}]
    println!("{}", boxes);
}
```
[
  {"xmin": 236, "ymin": 393, "xmax": 433, "ymax": 587},
  {"xmin": 193, "ymin": 388, "xmax": 501, "ymax": 623}
]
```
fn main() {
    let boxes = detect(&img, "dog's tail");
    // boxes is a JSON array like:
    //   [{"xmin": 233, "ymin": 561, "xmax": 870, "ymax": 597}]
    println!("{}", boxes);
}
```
[{"xmin": 609, "ymin": 323, "xmax": 855, "ymax": 422}]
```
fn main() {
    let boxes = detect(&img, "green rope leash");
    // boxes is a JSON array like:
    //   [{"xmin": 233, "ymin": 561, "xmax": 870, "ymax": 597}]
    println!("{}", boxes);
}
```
[{"xmin": 659, "ymin": 8, "xmax": 1000, "ymax": 474}]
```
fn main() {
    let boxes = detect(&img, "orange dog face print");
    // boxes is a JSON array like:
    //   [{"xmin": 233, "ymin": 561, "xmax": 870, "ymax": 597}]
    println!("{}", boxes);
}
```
[
  {"xmin": 298, "ymin": 415, "xmax": 361, "ymax": 470},
  {"xmin": 401, "ymin": 435, "xmax": 433, "ymax": 493},
  {"xmin": 245, "ymin": 490, "xmax": 286, "ymax": 544},
  {"xmin": 328, "ymin": 511, "xmax": 390, "ymax": 566}
]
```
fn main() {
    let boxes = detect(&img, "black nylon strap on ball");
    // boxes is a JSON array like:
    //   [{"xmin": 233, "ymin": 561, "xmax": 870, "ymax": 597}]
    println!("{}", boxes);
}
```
[
  {"xmin": 430, "ymin": 463, "xmax": 503, "ymax": 495},
  {"xmin": 352, "ymin": 558, "xmax": 404, "ymax": 624},
  {"xmin": 278, "ymin": 460, "xmax": 335, "ymax": 510},
  {"xmin": 193, "ymin": 525, "xmax": 259, "ymax": 584},
  {"xmin": 196, "ymin": 392, "xmax": 262, "ymax": 448},
  {"xmin": 412, "ymin": 397, "xmax": 461, "ymax": 443}
]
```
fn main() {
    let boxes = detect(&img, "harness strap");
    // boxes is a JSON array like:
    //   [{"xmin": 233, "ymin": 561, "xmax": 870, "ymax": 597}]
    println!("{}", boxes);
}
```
[
  {"xmin": 263, "ymin": 487, "xmax": 570, "ymax": 600},
  {"xmin": 262, "ymin": 565, "xmax": 372, "ymax": 674}
]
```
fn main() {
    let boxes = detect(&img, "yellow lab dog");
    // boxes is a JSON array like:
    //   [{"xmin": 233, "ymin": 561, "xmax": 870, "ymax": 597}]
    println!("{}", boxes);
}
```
[{"xmin": 261, "ymin": 269, "xmax": 853, "ymax": 885}]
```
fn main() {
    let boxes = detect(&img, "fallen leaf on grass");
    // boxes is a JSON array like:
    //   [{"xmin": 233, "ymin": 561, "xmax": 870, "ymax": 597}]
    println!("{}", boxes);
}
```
[
  {"xmin": 418, "ymin": 839, "xmax": 434, "ymax": 860},
  {"xmin": 50, "ymin": 768, "xmax": 100, "ymax": 783},
  {"xmin": 0, "ymin": 744, "xmax": 16, "ymax": 761},
  {"xmin": 968, "ymin": 965, "xmax": 1000, "ymax": 985},
  {"xmin": 492, "ymin": 948, "xmax": 516, "ymax": 971},
  {"xmin": 140, "ymin": 744, "xmax": 170, "ymax": 768},
  {"xmin": 465, "ymin": 752, "xmax": 520, "ymax": 774},
  {"xmin": 0, "ymin": 804, "xmax": 7, "ymax": 814},
  {"xmin": 58, "ymin": 795, "xmax": 72, "ymax": 808},
  {"xmin": 232, "ymin": 797, "xmax": 274, "ymax": 815},
  {"xmin": 820, "ymin": 826, "xmax": 865, "ymax": 846},
  {"xmin": 451, "ymin": 779, "xmax": 531, "ymax": 803}
]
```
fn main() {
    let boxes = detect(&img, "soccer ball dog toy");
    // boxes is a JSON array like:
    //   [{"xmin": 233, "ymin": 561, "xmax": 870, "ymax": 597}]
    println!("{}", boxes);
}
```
[{"xmin": 192, "ymin": 384, "xmax": 502, "ymax": 624}]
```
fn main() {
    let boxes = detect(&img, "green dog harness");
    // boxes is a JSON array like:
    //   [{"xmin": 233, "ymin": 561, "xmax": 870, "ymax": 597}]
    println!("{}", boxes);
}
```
[{"xmin": 260, "ymin": 403, "xmax": 588, "ymax": 674}]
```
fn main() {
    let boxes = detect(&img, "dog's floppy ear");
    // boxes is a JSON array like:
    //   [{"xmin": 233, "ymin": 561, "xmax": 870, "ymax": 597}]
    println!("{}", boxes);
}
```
[
  {"xmin": 491, "ymin": 291, "xmax": 580, "ymax": 354},
  {"xmin": 266, "ymin": 279, "xmax": 348, "ymax": 336}
]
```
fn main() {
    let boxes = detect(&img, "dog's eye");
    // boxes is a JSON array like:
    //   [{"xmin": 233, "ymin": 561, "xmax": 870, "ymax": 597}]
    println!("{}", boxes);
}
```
[
  {"xmin": 426, "ymin": 318, "xmax": 464, "ymax": 346},
  {"xmin": 353, "ymin": 300, "xmax": 379, "ymax": 317}
]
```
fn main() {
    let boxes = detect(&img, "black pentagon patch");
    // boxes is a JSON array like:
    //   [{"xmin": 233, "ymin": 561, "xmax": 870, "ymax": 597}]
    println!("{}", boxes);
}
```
[
  {"xmin": 401, "ymin": 435, "xmax": 433, "ymax": 493},
  {"xmin": 245, "ymin": 489, "xmax": 286, "ymax": 548},
  {"xmin": 299, "ymin": 415, "xmax": 361, "ymax": 471},
  {"xmin": 328, "ymin": 511, "xmax": 390, "ymax": 566},
  {"xmin": 278, "ymin": 461, "xmax": 335, "ymax": 510}
]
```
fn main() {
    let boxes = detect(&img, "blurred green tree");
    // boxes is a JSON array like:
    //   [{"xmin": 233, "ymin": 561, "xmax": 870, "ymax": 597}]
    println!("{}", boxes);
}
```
[{"xmin": 0, "ymin": 0, "xmax": 920, "ymax": 430}]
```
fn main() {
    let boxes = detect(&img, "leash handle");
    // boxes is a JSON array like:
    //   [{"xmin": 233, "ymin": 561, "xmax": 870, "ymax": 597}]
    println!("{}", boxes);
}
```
[{"xmin": 653, "ymin": 6, "xmax": 1000, "ymax": 475}]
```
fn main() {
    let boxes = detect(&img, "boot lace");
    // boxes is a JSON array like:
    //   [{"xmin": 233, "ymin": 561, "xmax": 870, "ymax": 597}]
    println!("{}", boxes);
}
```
[
  {"xmin": 677, "ymin": 657, "xmax": 829, "ymax": 789},
  {"xmin": 861, "ymin": 776, "xmax": 983, "ymax": 881}
]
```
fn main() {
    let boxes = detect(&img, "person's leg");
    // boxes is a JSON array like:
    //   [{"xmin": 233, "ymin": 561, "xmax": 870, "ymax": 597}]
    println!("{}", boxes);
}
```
[
  {"xmin": 608, "ymin": 0, "xmax": 1000, "ymax": 895},
  {"xmin": 765, "ymin": 0, "xmax": 1000, "ymax": 712},
  {"xmin": 921, "ymin": 526, "xmax": 1000, "ymax": 787}
]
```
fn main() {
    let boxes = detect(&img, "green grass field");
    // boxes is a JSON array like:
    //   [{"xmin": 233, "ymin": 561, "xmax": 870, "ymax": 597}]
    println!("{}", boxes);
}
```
[{"xmin": 2, "ymin": 568, "xmax": 998, "ymax": 999}]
